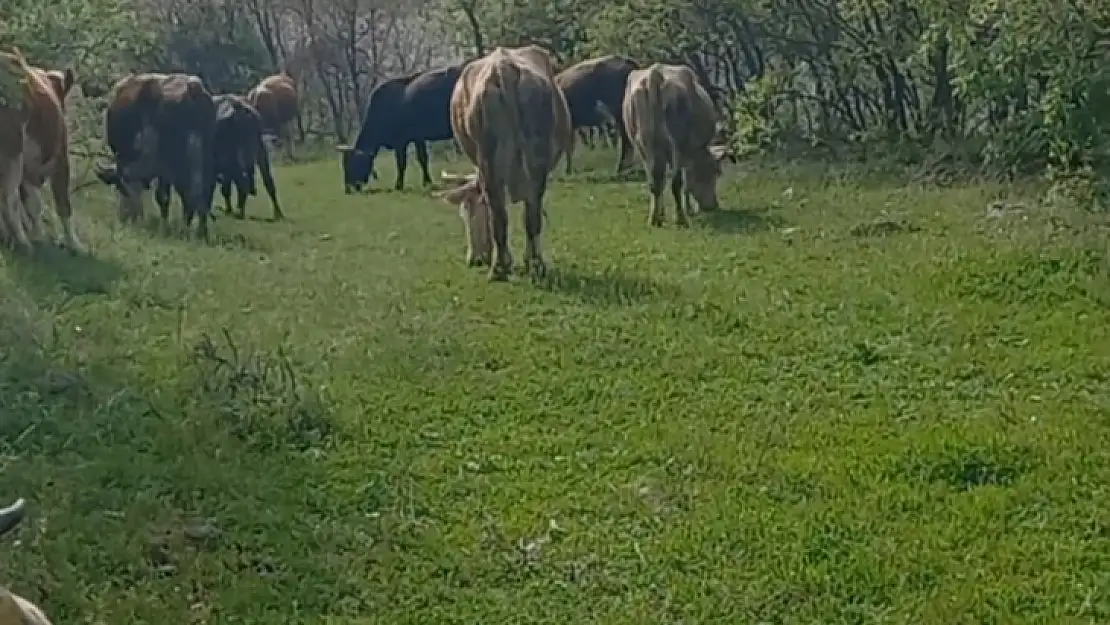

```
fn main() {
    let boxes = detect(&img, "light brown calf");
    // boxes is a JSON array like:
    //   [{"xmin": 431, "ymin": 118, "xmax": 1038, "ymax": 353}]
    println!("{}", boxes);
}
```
[
  {"xmin": 436, "ymin": 45, "xmax": 572, "ymax": 281},
  {"xmin": 622, "ymin": 62, "xmax": 729, "ymax": 227},
  {"xmin": 0, "ymin": 49, "xmax": 80, "ymax": 253}
]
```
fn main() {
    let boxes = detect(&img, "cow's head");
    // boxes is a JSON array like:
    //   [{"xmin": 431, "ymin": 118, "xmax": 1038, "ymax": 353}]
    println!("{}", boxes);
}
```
[
  {"xmin": 684, "ymin": 144, "xmax": 731, "ymax": 212},
  {"xmin": 336, "ymin": 144, "xmax": 377, "ymax": 193},
  {"xmin": 437, "ymin": 170, "xmax": 492, "ymax": 267},
  {"xmin": 94, "ymin": 158, "xmax": 153, "ymax": 222}
]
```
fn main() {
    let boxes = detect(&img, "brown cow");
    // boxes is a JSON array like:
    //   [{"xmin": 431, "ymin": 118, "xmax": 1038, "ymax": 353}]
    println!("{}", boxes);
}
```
[
  {"xmin": 0, "ymin": 498, "xmax": 54, "ymax": 625},
  {"xmin": 436, "ymin": 45, "xmax": 572, "ymax": 281},
  {"xmin": 247, "ymin": 73, "xmax": 300, "ymax": 160},
  {"xmin": 0, "ymin": 48, "xmax": 81, "ymax": 253},
  {"xmin": 622, "ymin": 63, "xmax": 730, "ymax": 227},
  {"xmin": 94, "ymin": 73, "xmax": 217, "ymax": 239},
  {"xmin": 555, "ymin": 55, "xmax": 638, "ymax": 174}
]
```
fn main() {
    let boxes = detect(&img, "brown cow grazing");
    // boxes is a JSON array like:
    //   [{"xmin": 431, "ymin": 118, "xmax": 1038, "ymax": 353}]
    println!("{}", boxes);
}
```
[
  {"xmin": 94, "ymin": 73, "xmax": 217, "ymax": 239},
  {"xmin": 436, "ymin": 45, "xmax": 572, "ymax": 281},
  {"xmin": 0, "ymin": 498, "xmax": 54, "ymax": 625},
  {"xmin": 623, "ymin": 63, "xmax": 730, "ymax": 227},
  {"xmin": 555, "ymin": 55, "xmax": 638, "ymax": 175},
  {"xmin": 247, "ymin": 73, "xmax": 300, "ymax": 160},
  {"xmin": 0, "ymin": 48, "xmax": 81, "ymax": 253}
]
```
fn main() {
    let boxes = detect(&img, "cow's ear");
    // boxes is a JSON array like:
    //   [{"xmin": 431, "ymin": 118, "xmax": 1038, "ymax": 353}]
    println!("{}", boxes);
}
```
[
  {"xmin": 62, "ymin": 68, "xmax": 75, "ymax": 96},
  {"xmin": 709, "ymin": 144, "xmax": 730, "ymax": 163}
]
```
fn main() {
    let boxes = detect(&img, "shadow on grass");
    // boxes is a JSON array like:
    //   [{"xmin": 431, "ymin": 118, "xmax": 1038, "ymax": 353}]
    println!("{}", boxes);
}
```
[
  {"xmin": 574, "ymin": 168, "xmax": 645, "ymax": 185},
  {"xmin": 133, "ymin": 216, "xmax": 272, "ymax": 254},
  {"xmin": 536, "ymin": 264, "xmax": 679, "ymax": 306},
  {"xmin": 5, "ymin": 244, "xmax": 126, "ymax": 298},
  {"xmin": 697, "ymin": 208, "xmax": 786, "ymax": 235}
]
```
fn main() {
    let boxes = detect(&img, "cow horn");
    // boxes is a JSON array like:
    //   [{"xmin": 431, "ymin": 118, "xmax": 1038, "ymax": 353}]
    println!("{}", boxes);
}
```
[
  {"xmin": 93, "ymin": 159, "xmax": 116, "ymax": 175},
  {"xmin": 440, "ymin": 171, "xmax": 476, "ymax": 184},
  {"xmin": 0, "ymin": 498, "xmax": 26, "ymax": 537}
]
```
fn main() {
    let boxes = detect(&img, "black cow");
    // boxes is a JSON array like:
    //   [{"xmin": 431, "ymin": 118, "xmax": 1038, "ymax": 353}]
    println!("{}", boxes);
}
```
[
  {"xmin": 337, "ymin": 63, "xmax": 464, "ymax": 193},
  {"xmin": 210, "ymin": 94, "xmax": 283, "ymax": 220},
  {"xmin": 94, "ymin": 72, "xmax": 217, "ymax": 239},
  {"xmin": 555, "ymin": 55, "xmax": 639, "ymax": 174}
]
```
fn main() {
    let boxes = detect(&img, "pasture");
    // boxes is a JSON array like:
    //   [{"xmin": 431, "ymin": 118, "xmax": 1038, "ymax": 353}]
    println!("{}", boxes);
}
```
[{"xmin": 3, "ymin": 148, "xmax": 1110, "ymax": 623}]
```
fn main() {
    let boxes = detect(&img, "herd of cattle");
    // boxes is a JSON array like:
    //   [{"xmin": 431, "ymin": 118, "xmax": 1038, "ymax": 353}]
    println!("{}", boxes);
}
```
[{"xmin": 0, "ymin": 44, "xmax": 731, "ymax": 281}]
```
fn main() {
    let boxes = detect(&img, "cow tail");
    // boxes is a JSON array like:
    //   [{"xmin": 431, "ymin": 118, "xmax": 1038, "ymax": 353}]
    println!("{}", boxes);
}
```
[
  {"xmin": 494, "ymin": 58, "xmax": 529, "ymax": 200},
  {"xmin": 645, "ymin": 65, "xmax": 676, "ymax": 170},
  {"xmin": 255, "ymin": 129, "xmax": 280, "ymax": 209}
]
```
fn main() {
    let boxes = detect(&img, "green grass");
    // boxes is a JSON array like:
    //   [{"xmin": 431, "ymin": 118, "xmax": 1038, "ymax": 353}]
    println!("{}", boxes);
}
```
[{"xmin": 4, "ymin": 147, "xmax": 1110, "ymax": 623}]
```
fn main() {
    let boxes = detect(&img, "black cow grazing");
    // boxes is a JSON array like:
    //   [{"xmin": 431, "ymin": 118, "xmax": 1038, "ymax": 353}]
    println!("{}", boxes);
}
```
[
  {"xmin": 555, "ymin": 55, "xmax": 639, "ymax": 174},
  {"xmin": 94, "ymin": 73, "xmax": 217, "ymax": 239},
  {"xmin": 336, "ymin": 63, "xmax": 464, "ymax": 193},
  {"xmin": 210, "ymin": 94, "xmax": 283, "ymax": 220}
]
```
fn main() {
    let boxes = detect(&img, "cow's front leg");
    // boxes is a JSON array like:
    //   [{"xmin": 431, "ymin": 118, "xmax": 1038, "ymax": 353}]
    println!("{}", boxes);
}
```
[
  {"xmin": 393, "ymin": 146, "xmax": 408, "ymax": 191},
  {"xmin": 155, "ymin": 179, "xmax": 172, "ymax": 228}
]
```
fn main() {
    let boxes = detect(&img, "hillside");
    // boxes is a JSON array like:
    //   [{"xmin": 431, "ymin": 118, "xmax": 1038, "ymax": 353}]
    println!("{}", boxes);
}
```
[{"xmin": 4, "ymin": 150, "xmax": 1110, "ymax": 623}]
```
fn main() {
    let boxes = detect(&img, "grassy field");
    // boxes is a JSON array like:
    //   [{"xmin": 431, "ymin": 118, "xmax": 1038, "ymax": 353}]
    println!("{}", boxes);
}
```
[{"xmin": 3, "ymin": 147, "xmax": 1110, "ymax": 624}]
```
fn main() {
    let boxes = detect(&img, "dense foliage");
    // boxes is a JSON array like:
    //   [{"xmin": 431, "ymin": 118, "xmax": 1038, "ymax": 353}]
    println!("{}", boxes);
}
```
[{"xmin": 1, "ymin": 0, "xmax": 1108, "ymax": 195}]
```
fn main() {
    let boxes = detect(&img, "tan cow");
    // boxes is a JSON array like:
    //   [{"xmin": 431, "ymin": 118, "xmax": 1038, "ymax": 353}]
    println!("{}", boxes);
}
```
[
  {"xmin": 0, "ymin": 48, "xmax": 81, "ymax": 253},
  {"xmin": 247, "ymin": 73, "xmax": 300, "ymax": 160},
  {"xmin": 0, "ymin": 498, "xmax": 54, "ymax": 625},
  {"xmin": 436, "ymin": 45, "xmax": 572, "ymax": 281},
  {"xmin": 622, "ymin": 63, "xmax": 729, "ymax": 227}
]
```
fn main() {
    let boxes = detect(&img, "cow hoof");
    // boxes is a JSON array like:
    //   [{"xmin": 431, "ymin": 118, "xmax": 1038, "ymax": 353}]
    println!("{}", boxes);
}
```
[
  {"xmin": 488, "ymin": 265, "xmax": 510, "ymax": 282},
  {"xmin": 676, "ymin": 219, "xmax": 690, "ymax": 228}
]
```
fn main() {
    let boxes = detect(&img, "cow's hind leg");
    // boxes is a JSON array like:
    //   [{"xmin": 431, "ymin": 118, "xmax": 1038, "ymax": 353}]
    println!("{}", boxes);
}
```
[
  {"xmin": 234, "ymin": 174, "xmax": 250, "ymax": 220},
  {"xmin": 220, "ymin": 179, "xmax": 234, "ymax": 215},
  {"xmin": 670, "ymin": 170, "xmax": 689, "ymax": 227},
  {"xmin": 155, "ymin": 179, "xmax": 172, "ymax": 231},
  {"xmin": 523, "ymin": 182, "xmax": 548, "ymax": 279},
  {"xmin": 486, "ymin": 183, "xmax": 511, "ymax": 281},
  {"xmin": 564, "ymin": 134, "xmax": 576, "ymax": 175},
  {"xmin": 48, "ymin": 157, "xmax": 82, "ymax": 252},
  {"xmin": 648, "ymin": 163, "xmax": 667, "ymax": 227},
  {"xmin": 415, "ymin": 141, "xmax": 433, "ymax": 187},
  {"xmin": 21, "ymin": 184, "xmax": 48, "ymax": 246}
]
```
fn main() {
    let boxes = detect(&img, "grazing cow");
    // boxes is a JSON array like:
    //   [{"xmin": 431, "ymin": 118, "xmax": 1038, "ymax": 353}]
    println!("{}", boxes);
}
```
[
  {"xmin": 623, "ymin": 63, "xmax": 730, "ymax": 227},
  {"xmin": 94, "ymin": 72, "xmax": 217, "ymax": 239},
  {"xmin": 246, "ymin": 73, "xmax": 300, "ymax": 159},
  {"xmin": 555, "ymin": 55, "xmax": 638, "ymax": 174},
  {"xmin": 0, "ymin": 48, "xmax": 81, "ymax": 253},
  {"xmin": 337, "ymin": 64, "xmax": 463, "ymax": 193},
  {"xmin": 0, "ymin": 498, "xmax": 54, "ymax": 625},
  {"xmin": 211, "ymin": 94, "xmax": 282, "ymax": 220},
  {"xmin": 436, "ymin": 45, "xmax": 572, "ymax": 281}
]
